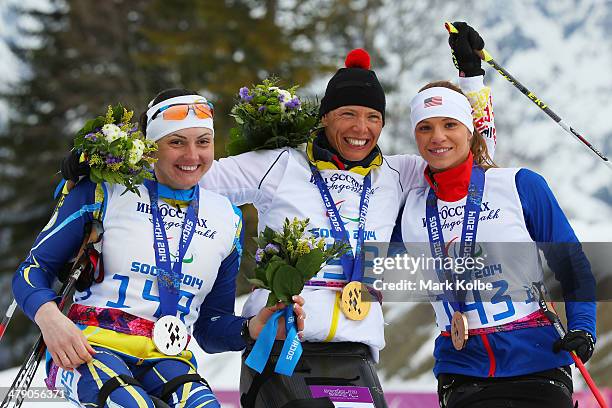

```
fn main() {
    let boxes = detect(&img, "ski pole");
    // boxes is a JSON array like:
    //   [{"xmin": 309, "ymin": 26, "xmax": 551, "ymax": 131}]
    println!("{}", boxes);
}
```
[
  {"xmin": 532, "ymin": 283, "xmax": 608, "ymax": 408},
  {"xmin": 445, "ymin": 22, "xmax": 612, "ymax": 171},
  {"xmin": 1, "ymin": 220, "xmax": 103, "ymax": 408},
  {"xmin": 0, "ymin": 302, "xmax": 17, "ymax": 341}
]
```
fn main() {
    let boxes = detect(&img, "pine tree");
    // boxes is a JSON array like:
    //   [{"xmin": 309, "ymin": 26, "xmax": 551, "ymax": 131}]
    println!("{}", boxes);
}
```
[
  {"xmin": 0, "ymin": 0, "xmax": 161, "ymax": 367},
  {"xmin": 0, "ymin": 0, "xmax": 379, "ymax": 367}
]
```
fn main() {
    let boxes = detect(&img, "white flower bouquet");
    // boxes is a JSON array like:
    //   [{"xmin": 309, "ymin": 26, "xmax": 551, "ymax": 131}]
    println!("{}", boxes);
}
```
[
  {"xmin": 227, "ymin": 78, "xmax": 319, "ymax": 155},
  {"xmin": 73, "ymin": 104, "xmax": 157, "ymax": 195}
]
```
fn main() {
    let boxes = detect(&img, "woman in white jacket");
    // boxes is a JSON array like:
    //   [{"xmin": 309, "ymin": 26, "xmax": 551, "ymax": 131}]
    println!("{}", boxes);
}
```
[{"xmin": 199, "ymin": 32, "xmax": 496, "ymax": 407}]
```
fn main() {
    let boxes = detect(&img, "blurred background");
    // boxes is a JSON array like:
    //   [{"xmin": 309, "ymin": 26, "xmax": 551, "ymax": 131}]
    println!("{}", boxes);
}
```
[{"xmin": 0, "ymin": 0, "xmax": 610, "ymax": 404}]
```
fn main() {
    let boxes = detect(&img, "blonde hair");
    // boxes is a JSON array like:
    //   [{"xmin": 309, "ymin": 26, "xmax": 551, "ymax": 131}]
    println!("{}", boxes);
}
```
[{"xmin": 418, "ymin": 80, "xmax": 496, "ymax": 169}]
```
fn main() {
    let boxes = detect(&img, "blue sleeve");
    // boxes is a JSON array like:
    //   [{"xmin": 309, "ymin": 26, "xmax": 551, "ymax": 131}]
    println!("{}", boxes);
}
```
[
  {"xmin": 12, "ymin": 180, "xmax": 102, "ymax": 321},
  {"xmin": 193, "ymin": 210, "xmax": 247, "ymax": 353},
  {"xmin": 516, "ymin": 169, "xmax": 596, "ymax": 339}
]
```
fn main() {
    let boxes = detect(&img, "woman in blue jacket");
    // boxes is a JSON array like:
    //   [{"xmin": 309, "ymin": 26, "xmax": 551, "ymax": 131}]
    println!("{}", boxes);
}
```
[{"xmin": 13, "ymin": 90, "xmax": 305, "ymax": 408}]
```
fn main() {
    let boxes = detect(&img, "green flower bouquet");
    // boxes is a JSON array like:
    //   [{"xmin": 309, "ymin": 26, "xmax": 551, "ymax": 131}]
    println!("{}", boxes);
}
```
[
  {"xmin": 248, "ymin": 217, "xmax": 349, "ymax": 307},
  {"xmin": 73, "ymin": 104, "xmax": 157, "ymax": 195},
  {"xmin": 227, "ymin": 78, "xmax": 319, "ymax": 155}
]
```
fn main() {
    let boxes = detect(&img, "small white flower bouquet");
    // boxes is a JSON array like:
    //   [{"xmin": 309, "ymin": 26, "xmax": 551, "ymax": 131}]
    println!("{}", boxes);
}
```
[{"xmin": 73, "ymin": 104, "xmax": 157, "ymax": 195}]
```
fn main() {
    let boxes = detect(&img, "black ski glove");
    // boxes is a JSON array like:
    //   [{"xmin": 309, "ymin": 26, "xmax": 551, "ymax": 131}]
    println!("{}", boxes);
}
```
[
  {"xmin": 61, "ymin": 150, "xmax": 90, "ymax": 182},
  {"xmin": 448, "ymin": 21, "xmax": 485, "ymax": 77},
  {"xmin": 553, "ymin": 329, "xmax": 595, "ymax": 363}
]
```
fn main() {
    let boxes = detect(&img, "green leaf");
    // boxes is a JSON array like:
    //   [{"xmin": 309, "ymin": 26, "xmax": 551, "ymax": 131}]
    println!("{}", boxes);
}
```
[
  {"xmin": 268, "ymin": 255, "xmax": 283, "ymax": 263},
  {"xmin": 253, "ymin": 236, "xmax": 266, "ymax": 249},
  {"xmin": 100, "ymin": 169, "xmax": 115, "ymax": 184},
  {"xmin": 266, "ymin": 292, "xmax": 280, "ymax": 308},
  {"xmin": 109, "ymin": 138, "xmax": 123, "ymax": 149},
  {"xmin": 265, "ymin": 259, "xmax": 284, "ymax": 284},
  {"xmin": 226, "ymin": 138, "xmax": 251, "ymax": 156},
  {"xmin": 89, "ymin": 167, "xmax": 103, "ymax": 182},
  {"xmin": 112, "ymin": 104, "xmax": 124, "ymax": 121},
  {"xmin": 271, "ymin": 264, "xmax": 304, "ymax": 304},
  {"xmin": 247, "ymin": 278, "xmax": 267, "ymax": 289},
  {"xmin": 295, "ymin": 249, "xmax": 325, "ymax": 281},
  {"xmin": 254, "ymin": 95, "xmax": 267, "ymax": 104},
  {"xmin": 229, "ymin": 127, "xmax": 241, "ymax": 139},
  {"xmin": 103, "ymin": 169, "xmax": 123, "ymax": 185},
  {"xmin": 254, "ymin": 265, "xmax": 268, "ymax": 284},
  {"xmin": 81, "ymin": 118, "xmax": 99, "ymax": 135},
  {"xmin": 91, "ymin": 117, "xmax": 105, "ymax": 132},
  {"xmin": 262, "ymin": 226, "xmax": 276, "ymax": 241}
]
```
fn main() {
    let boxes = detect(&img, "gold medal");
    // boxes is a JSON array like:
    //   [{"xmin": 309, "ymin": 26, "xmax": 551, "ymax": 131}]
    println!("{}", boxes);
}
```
[
  {"xmin": 340, "ymin": 281, "xmax": 371, "ymax": 321},
  {"xmin": 451, "ymin": 311, "xmax": 469, "ymax": 350}
]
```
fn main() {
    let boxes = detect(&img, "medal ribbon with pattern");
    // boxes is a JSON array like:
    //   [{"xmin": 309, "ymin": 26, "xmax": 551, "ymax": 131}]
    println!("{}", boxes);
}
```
[
  {"xmin": 145, "ymin": 179, "xmax": 199, "ymax": 318},
  {"xmin": 309, "ymin": 165, "xmax": 372, "ymax": 283},
  {"xmin": 310, "ymin": 165, "xmax": 373, "ymax": 320},
  {"xmin": 425, "ymin": 165, "xmax": 485, "ymax": 316}
]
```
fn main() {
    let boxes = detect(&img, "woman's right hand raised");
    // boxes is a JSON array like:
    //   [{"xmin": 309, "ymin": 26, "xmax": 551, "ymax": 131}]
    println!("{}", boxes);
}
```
[
  {"xmin": 448, "ymin": 21, "xmax": 485, "ymax": 77},
  {"xmin": 34, "ymin": 301, "xmax": 96, "ymax": 370}
]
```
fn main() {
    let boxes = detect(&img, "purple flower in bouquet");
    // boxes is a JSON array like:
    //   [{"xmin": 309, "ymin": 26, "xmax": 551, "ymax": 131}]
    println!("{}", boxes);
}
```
[
  {"xmin": 258, "ymin": 105, "xmax": 267, "ymax": 113},
  {"xmin": 284, "ymin": 97, "xmax": 301, "ymax": 110},
  {"xmin": 84, "ymin": 132, "xmax": 98, "ymax": 141},
  {"xmin": 255, "ymin": 248, "xmax": 265, "ymax": 263},
  {"xmin": 265, "ymin": 243, "xmax": 280, "ymax": 254},
  {"xmin": 105, "ymin": 155, "xmax": 123, "ymax": 165},
  {"xmin": 239, "ymin": 87, "xmax": 253, "ymax": 102}
]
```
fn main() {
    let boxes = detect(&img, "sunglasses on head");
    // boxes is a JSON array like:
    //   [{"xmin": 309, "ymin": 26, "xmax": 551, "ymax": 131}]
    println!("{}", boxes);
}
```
[{"xmin": 149, "ymin": 102, "xmax": 214, "ymax": 123}]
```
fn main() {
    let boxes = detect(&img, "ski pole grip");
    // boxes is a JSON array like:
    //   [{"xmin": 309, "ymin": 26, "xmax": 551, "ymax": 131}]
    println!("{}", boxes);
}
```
[
  {"xmin": 444, "ymin": 21, "xmax": 493, "ymax": 62},
  {"xmin": 445, "ymin": 21, "xmax": 458, "ymax": 34}
]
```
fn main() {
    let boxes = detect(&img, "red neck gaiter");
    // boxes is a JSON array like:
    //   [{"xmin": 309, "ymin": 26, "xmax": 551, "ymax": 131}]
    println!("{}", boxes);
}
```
[{"xmin": 424, "ymin": 152, "xmax": 474, "ymax": 202}]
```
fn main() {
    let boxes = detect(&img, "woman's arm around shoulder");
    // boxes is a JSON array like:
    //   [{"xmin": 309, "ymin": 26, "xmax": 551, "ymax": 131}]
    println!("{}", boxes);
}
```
[{"xmin": 199, "ymin": 148, "xmax": 292, "ymax": 210}]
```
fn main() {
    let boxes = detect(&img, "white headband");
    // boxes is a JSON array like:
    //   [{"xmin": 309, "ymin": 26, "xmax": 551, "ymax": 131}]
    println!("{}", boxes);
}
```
[
  {"xmin": 409, "ymin": 87, "xmax": 474, "ymax": 134},
  {"xmin": 145, "ymin": 95, "xmax": 214, "ymax": 142}
]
